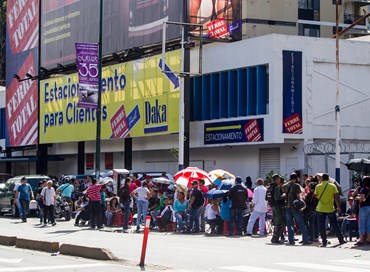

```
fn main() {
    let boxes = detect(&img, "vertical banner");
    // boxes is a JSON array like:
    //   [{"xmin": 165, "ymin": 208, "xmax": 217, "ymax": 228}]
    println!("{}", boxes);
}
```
[
  {"xmin": 86, "ymin": 153, "xmax": 94, "ymax": 170},
  {"xmin": 282, "ymin": 51, "xmax": 303, "ymax": 134},
  {"xmin": 76, "ymin": 43, "xmax": 99, "ymax": 108}
]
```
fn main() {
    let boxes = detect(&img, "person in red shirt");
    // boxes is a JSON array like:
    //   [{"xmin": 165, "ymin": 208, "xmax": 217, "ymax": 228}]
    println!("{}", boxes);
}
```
[
  {"xmin": 132, "ymin": 173, "xmax": 141, "ymax": 188},
  {"xmin": 86, "ymin": 178, "xmax": 103, "ymax": 229}
]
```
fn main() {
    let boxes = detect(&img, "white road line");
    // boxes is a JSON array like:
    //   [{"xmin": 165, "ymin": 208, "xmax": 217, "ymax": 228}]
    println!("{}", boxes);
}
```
[
  {"xmin": 276, "ymin": 262, "xmax": 370, "ymax": 272},
  {"xmin": 330, "ymin": 259, "xmax": 370, "ymax": 267},
  {"xmin": 219, "ymin": 266, "xmax": 288, "ymax": 272},
  {"xmin": 0, "ymin": 258, "xmax": 22, "ymax": 264},
  {"xmin": 0, "ymin": 263, "xmax": 107, "ymax": 272}
]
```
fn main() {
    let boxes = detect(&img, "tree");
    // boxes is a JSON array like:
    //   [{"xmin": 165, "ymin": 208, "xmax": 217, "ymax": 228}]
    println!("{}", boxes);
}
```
[{"xmin": 0, "ymin": 0, "xmax": 6, "ymax": 86}]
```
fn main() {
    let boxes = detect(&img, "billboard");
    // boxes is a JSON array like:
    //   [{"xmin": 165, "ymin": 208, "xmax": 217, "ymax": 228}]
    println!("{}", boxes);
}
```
[
  {"xmin": 39, "ymin": 50, "xmax": 181, "ymax": 144},
  {"xmin": 282, "ymin": 50, "xmax": 303, "ymax": 134},
  {"xmin": 6, "ymin": 0, "xmax": 40, "ymax": 147},
  {"xmin": 188, "ymin": 0, "xmax": 242, "ymax": 40},
  {"xmin": 40, "ymin": 0, "xmax": 182, "ymax": 69},
  {"xmin": 204, "ymin": 118, "xmax": 264, "ymax": 145}
]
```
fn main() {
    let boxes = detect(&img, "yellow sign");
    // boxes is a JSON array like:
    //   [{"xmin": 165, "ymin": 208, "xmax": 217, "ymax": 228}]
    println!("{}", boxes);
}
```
[{"xmin": 39, "ymin": 51, "xmax": 181, "ymax": 144}]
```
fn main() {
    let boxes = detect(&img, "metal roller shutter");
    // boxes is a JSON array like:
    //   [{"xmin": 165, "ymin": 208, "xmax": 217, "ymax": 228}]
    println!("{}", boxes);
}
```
[{"xmin": 259, "ymin": 148, "xmax": 280, "ymax": 179}]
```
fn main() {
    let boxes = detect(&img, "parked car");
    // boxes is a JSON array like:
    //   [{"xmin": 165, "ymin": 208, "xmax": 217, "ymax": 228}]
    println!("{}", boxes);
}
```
[
  {"xmin": 0, "ymin": 175, "xmax": 50, "ymax": 216},
  {"xmin": 0, "ymin": 173, "xmax": 13, "ymax": 190}
]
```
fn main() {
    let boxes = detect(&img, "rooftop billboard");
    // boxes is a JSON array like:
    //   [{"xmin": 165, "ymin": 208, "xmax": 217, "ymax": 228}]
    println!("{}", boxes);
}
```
[{"xmin": 40, "ymin": 0, "xmax": 182, "ymax": 68}]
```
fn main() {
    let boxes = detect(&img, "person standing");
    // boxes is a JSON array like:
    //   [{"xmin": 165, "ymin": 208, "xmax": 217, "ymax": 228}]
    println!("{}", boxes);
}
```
[
  {"xmin": 270, "ymin": 174, "xmax": 286, "ymax": 244},
  {"xmin": 314, "ymin": 173, "xmax": 346, "ymax": 247},
  {"xmin": 246, "ymin": 178, "xmax": 268, "ymax": 237},
  {"xmin": 355, "ymin": 176, "xmax": 370, "ymax": 246},
  {"xmin": 186, "ymin": 181, "xmax": 204, "ymax": 233},
  {"xmin": 228, "ymin": 176, "xmax": 247, "ymax": 236},
  {"xmin": 284, "ymin": 173, "xmax": 311, "ymax": 245},
  {"xmin": 118, "ymin": 178, "xmax": 132, "ymax": 232},
  {"xmin": 41, "ymin": 180, "xmax": 56, "ymax": 226},
  {"xmin": 198, "ymin": 179, "xmax": 209, "ymax": 232},
  {"xmin": 87, "ymin": 178, "xmax": 103, "ymax": 229},
  {"xmin": 15, "ymin": 177, "xmax": 34, "ymax": 222},
  {"xmin": 131, "ymin": 181, "xmax": 150, "ymax": 233}
]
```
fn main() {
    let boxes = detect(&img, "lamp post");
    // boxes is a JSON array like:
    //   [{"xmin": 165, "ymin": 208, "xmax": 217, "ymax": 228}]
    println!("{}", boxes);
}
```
[
  {"xmin": 95, "ymin": 0, "xmax": 103, "ymax": 179},
  {"xmin": 335, "ymin": 0, "xmax": 341, "ymax": 183}
]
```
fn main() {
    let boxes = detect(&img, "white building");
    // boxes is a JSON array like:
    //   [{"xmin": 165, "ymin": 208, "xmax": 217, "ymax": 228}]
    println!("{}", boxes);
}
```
[{"xmin": 6, "ymin": 34, "xmax": 370, "ymax": 195}]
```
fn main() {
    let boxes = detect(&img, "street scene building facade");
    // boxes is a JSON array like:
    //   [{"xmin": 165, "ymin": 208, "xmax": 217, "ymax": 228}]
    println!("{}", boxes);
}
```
[{"xmin": 1, "ymin": 0, "xmax": 370, "ymax": 197}]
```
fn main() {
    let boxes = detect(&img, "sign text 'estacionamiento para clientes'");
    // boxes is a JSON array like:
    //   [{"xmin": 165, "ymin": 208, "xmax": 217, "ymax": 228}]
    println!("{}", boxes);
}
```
[{"xmin": 39, "ymin": 51, "xmax": 181, "ymax": 144}]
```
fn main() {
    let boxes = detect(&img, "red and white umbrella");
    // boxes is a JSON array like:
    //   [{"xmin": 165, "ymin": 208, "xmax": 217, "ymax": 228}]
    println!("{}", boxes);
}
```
[{"xmin": 174, "ymin": 167, "xmax": 212, "ymax": 188}]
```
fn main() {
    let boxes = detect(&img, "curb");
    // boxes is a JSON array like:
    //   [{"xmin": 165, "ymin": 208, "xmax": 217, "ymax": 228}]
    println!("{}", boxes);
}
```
[
  {"xmin": 16, "ymin": 238, "xmax": 59, "ymax": 253},
  {"xmin": 59, "ymin": 243, "xmax": 117, "ymax": 260},
  {"xmin": 0, "ymin": 235, "xmax": 17, "ymax": 246}
]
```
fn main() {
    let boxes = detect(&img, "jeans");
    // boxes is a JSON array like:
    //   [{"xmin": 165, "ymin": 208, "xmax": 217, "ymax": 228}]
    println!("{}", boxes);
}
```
[
  {"xmin": 19, "ymin": 199, "xmax": 29, "ymax": 221},
  {"xmin": 175, "ymin": 212, "xmax": 190, "ymax": 232},
  {"xmin": 122, "ymin": 200, "xmax": 131, "ymax": 229},
  {"xmin": 90, "ymin": 201, "xmax": 102, "ymax": 228},
  {"xmin": 17, "ymin": 198, "xmax": 23, "ymax": 218},
  {"xmin": 136, "ymin": 200, "xmax": 148, "ymax": 227},
  {"xmin": 358, "ymin": 206, "xmax": 370, "ymax": 236},
  {"xmin": 186, "ymin": 207, "xmax": 200, "ymax": 232},
  {"xmin": 304, "ymin": 209, "xmax": 317, "ymax": 242},
  {"xmin": 317, "ymin": 211, "xmax": 344, "ymax": 244},
  {"xmin": 246, "ymin": 210, "xmax": 266, "ymax": 236},
  {"xmin": 105, "ymin": 211, "xmax": 113, "ymax": 226},
  {"xmin": 230, "ymin": 208, "xmax": 244, "ymax": 235},
  {"xmin": 286, "ymin": 207, "xmax": 310, "ymax": 243},
  {"xmin": 43, "ymin": 205, "xmax": 55, "ymax": 224}
]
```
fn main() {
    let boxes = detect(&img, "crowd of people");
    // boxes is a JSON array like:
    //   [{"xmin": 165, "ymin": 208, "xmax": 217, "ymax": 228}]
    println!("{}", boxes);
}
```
[{"xmin": 14, "ymin": 171, "xmax": 370, "ymax": 247}]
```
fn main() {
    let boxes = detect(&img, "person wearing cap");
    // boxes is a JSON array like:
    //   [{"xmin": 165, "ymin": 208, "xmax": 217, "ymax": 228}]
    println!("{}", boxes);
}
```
[
  {"xmin": 284, "ymin": 173, "xmax": 311, "ymax": 245},
  {"xmin": 246, "ymin": 178, "xmax": 268, "ymax": 237},
  {"xmin": 41, "ymin": 180, "xmax": 56, "ymax": 226},
  {"xmin": 36, "ymin": 180, "xmax": 48, "ymax": 224},
  {"xmin": 314, "ymin": 173, "xmax": 346, "ymax": 247},
  {"xmin": 185, "ymin": 180, "xmax": 204, "ymax": 233},
  {"xmin": 198, "ymin": 179, "xmax": 209, "ymax": 232},
  {"xmin": 228, "ymin": 176, "xmax": 247, "ymax": 236},
  {"xmin": 270, "ymin": 174, "xmax": 286, "ymax": 244},
  {"xmin": 15, "ymin": 177, "xmax": 34, "ymax": 222}
]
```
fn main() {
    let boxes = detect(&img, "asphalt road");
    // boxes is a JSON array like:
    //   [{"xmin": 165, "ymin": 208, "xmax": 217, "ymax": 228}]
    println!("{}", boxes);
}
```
[{"xmin": 0, "ymin": 215, "xmax": 369, "ymax": 272}]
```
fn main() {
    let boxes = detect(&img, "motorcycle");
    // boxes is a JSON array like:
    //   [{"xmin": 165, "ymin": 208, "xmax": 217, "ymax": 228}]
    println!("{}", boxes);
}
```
[{"xmin": 55, "ymin": 195, "xmax": 71, "ymax": 221}]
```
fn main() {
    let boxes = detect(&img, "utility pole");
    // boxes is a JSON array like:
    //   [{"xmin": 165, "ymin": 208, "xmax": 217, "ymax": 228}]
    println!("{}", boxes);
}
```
[{"xmin": 335, "ymin": 0, "xmax": 341, "ymax": 183}]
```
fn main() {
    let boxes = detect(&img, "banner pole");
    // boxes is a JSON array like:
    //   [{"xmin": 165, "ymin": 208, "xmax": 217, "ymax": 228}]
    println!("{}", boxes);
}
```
[{"xmin": 95, "ymin": 0, "xmax": 103, "ymax": 179}]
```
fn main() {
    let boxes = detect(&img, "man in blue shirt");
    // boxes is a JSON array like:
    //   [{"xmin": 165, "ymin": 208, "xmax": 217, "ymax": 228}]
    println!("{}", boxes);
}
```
[
  {"xmin": 15, "ymin": 177, "xmax": 34, "ymax": 222},
  {"xmin": 57, "ymin": 179, "xmax": 74, "ymax": 203}
]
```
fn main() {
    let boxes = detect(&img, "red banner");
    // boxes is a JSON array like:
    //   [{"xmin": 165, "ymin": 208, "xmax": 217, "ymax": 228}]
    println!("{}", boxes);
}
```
[
  {"xmin": 206, "ymin": 19, "xmax": 229, "ymax": 39},
  {"xmin": 244, "ymin": 119, "xmax": 262, "ymax": 142},
  {"xmin": 7, "ymin": 0, "xmax": 39, "ymax": 54},
  {"xmin": 6, "ymin": 53, "xmax": 38, "ymax": 146},
  {"xmin": 110, "ymin": 105, "xmax": 130, "ymax": 138},
  {"xmin": 283, "ymin": 113, "xmax": 303, "ymax": 134},
  {"xmin": 86, "ymin": 153, "xmax": 94, "ymax": 170}
]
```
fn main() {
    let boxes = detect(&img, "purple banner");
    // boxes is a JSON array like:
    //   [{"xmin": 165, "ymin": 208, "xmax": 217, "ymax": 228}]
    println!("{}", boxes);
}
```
[{"xmin": 76, "ymin": 43, "xmax": 99, "ymax": 108}]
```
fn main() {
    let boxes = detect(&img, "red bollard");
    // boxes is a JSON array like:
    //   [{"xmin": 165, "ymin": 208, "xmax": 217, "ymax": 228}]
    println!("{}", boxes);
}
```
[{"xmin": 139, "ymin": 215, "xmax": 151, "ymax": 266}]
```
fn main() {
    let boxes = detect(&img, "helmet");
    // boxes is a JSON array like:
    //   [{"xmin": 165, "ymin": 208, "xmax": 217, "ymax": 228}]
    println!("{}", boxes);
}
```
[{"xmin": 293, "ymin": 199, "xmax": 306, "ymax": 210}]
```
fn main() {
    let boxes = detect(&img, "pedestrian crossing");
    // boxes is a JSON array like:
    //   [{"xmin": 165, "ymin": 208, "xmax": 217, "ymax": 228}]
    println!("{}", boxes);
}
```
[{"xmin": 218, "ymin": 259, "xmax": 370, "ymax": 272}]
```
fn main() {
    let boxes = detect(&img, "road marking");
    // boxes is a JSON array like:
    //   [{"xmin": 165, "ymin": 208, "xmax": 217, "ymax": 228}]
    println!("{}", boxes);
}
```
[
  {"xmin": 330, "ymin": 259, "xmax": 370, "ymax": 267},
  {"xmin": 0, "ymin": 258, "xmax": 22, "ymax": 264},
  {"xmin": 0, "ymin": 263, "xmax": 107, "ymax": 272},
  {"xmin": 219, "ymin": 266, "xmax": 288, "ymax": 272},
  {"xmin": 276, "ymin": 262, "xmax": 370, "ymax": 272}
]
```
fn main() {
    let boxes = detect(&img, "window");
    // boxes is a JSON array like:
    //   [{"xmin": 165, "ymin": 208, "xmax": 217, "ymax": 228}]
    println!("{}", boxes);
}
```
[{"xmin": 190, "ymin": 65, "xmax": 269, "ymax": 122}]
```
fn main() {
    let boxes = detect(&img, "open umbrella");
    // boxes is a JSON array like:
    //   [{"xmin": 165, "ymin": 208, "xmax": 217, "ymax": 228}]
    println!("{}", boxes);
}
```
[
  {"xmin": 174, "ymin": 167, "xmax": 212, "ymax": 188},
  {"xmin": 345, "ymin": 158, "xmax": 370, "ymax": 173},
  {"xmin": 208, "ymin": 169, "xmax": 236, "ymax": 186},
  {"xmin": 205, "ymin": 188, "xmax": 228, "ymax": 199},
  {"xmin": 152, "ymin": 177, "xmax": 171, "ymax": 185},
  {"xmin": 217, "ymin": 179, "xmax": 235, "ymax": 190}
]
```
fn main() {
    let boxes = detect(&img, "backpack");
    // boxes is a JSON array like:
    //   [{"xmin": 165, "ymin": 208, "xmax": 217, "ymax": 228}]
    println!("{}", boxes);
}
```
[
  {"xmin": 265, "ymin": 183, "xmax": 277, "ymax": 207},
  {"xmin": 161, "ymin": 207, "xmax": 173, "ymax": 225}
]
